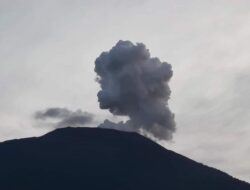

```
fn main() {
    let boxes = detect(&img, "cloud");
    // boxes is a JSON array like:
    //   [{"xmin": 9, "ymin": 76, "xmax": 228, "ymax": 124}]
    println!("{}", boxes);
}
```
[
  {"xmin": 95, "ymin": 40, "xmax": 175, "ymax": 140},
  {"xmin": 34, "ymin": 107, "xmax": 93, "ymax": 128}
]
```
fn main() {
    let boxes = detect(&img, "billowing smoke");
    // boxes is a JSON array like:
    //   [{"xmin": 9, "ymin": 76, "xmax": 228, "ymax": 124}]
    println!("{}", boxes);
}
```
[
  {"xmin": 35, "ymin": 107, "xmax": 93, "ymax": 128},
  {"xmin": 95, "ymin": 40, "xmax": 175, "ymax": 140}
]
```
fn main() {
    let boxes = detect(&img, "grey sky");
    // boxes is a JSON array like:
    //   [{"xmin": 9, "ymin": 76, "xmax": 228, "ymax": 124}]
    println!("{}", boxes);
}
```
[{"xmin": 1, "ymin": 0, "xmax": 250, "ymax": 182}]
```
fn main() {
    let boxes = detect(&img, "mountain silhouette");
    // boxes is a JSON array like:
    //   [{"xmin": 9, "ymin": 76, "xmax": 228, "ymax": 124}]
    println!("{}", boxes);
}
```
[{"xmin": 0, "ymin": 127, "xmax": 249, "ymax": 190}]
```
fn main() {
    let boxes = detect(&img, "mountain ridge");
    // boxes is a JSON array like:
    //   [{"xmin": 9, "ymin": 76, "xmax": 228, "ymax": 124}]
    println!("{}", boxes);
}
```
[{"xmin": 0, "ymin": 127, "xmax": 249, "ymax": 190}]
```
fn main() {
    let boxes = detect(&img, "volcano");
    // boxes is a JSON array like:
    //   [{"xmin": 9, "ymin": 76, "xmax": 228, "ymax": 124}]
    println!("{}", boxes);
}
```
[{"xmin": 0, "ymin": 127, "xmax": 249, "ymax": 190}]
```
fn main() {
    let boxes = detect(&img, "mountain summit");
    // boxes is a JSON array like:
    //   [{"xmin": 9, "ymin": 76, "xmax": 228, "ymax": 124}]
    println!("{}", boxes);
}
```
[{"xmin": 0, "ymin": 127, "xmax": 249, "ymax": 190}]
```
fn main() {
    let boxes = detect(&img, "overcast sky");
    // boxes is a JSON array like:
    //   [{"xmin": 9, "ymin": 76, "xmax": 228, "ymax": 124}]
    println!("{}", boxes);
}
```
[{"xmin": 1, "ymin": 0, "xmax": 250, "ymax": 182}]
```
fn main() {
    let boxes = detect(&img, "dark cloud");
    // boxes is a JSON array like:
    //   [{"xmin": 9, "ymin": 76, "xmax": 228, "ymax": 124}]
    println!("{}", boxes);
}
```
[
  {"xmin": 95, "ymin": 40, "xmax": 175, "ymax": 140},
  {"xmin": 35, "ymin": 107, "xmax": 93, "ymax": 128}
]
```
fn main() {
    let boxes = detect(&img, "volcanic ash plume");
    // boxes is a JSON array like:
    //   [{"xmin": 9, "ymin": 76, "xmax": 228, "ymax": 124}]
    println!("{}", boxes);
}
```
[
  {"xmin": 95, "ymin": 40, "xmax": 175, "ymax": 140},
  {"xmin": 35, "ymin": 107, "xmax": 93, "ymax": 128}
]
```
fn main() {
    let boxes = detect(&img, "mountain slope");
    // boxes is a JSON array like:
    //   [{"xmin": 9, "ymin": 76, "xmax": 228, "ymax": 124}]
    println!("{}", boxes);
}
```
[{"xmin": 0, "ymin": 127, "xmax": 249, "ymax": 190}]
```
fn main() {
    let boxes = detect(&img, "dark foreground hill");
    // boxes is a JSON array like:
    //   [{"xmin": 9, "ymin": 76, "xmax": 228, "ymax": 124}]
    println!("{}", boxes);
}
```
[{"xmin": 0, "ymin": 127, "xmax": 249, "ymax": 190}]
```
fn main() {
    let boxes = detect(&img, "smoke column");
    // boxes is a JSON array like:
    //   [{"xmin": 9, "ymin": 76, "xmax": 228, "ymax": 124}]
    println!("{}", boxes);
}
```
[{"xmin": 95, "ymin": 40, "xmax": 175, "ymax": 140}]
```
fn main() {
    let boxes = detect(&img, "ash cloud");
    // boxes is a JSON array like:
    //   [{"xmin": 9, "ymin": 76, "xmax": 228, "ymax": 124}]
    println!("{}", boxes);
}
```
[
  {"xmin": 95, "ymin": 40, "xmax": 175, "ymax": 140},
  {"xmin": 35, "ymin": 107, "xmax": 93, "ymax": 128}
]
